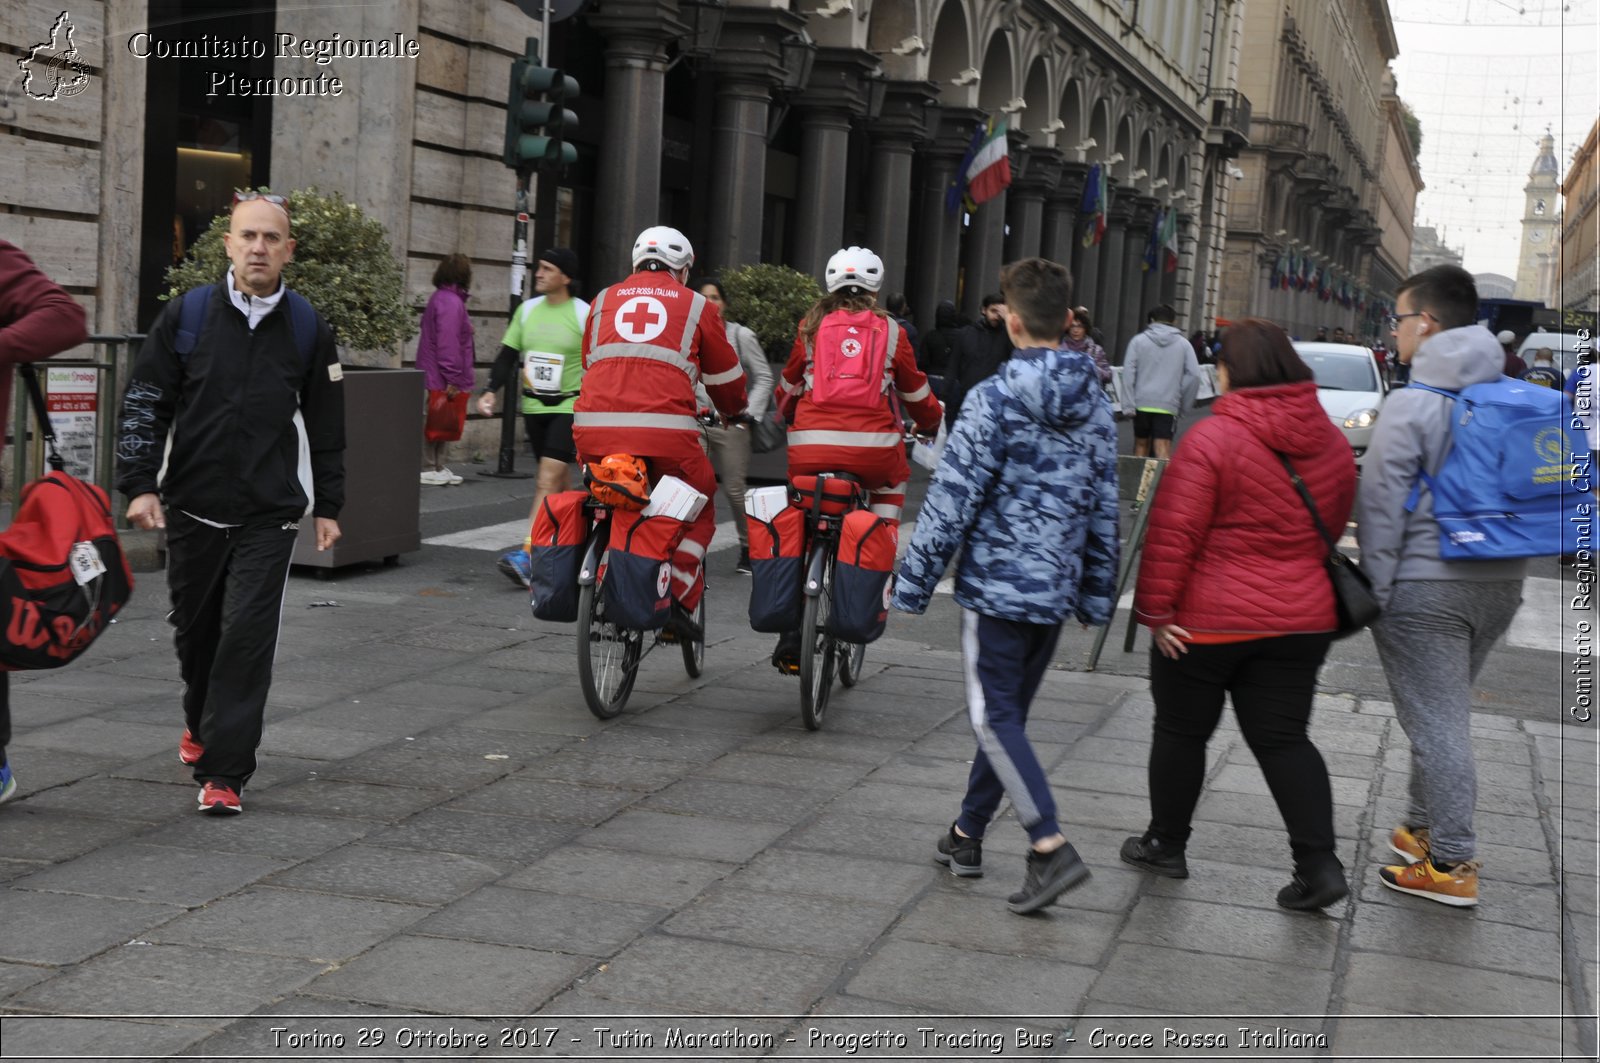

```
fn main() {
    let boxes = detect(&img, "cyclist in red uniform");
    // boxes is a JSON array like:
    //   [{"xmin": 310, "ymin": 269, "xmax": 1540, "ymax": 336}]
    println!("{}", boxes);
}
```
[
  {"xmin": 771, "ymin": 246, "xmax": 943, "ymax": 671},
  {"xmin": 574, "ymin": 226, "xmax": 747, "ymax": 626}
]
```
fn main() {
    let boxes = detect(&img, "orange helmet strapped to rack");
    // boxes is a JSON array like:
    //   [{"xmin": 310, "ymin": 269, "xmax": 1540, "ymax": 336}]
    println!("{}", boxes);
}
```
[{"xmin": 584, "ymin": 454, "xmax": 650, "ymax": 510}]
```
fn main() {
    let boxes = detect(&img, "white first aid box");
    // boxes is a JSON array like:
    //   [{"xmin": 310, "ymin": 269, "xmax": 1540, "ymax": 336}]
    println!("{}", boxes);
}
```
[
  {"xmin": 743, "ymin": 485, "xmax": 789, "ymax": 523},
  {"xmin": 643, "ymin": 475, "xmax": 708, "ymax": 522}
]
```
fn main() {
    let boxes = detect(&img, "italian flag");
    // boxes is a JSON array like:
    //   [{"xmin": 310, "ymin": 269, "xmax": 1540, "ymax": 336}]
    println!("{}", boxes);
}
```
[
  {"xmin": 965, "ymin": 120, "xmax": 1012, "ymax": 206},
  {"xmin": 1159, "ymin": 208, "xmax": 1179, "ymax": 273}
]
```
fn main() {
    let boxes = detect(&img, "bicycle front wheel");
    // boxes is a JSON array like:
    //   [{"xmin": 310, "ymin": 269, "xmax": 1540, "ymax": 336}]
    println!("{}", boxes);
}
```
[
  {"xmin": 577, "ymin": 578, "xmax": 641, "ymax": 719},
  {"xmin": 838, "ymin": 640, "xmax": 866, "ymax": 687},
  {"xmin": 798, "ymin": 549, "xmax": 836, "ymax": 731}
]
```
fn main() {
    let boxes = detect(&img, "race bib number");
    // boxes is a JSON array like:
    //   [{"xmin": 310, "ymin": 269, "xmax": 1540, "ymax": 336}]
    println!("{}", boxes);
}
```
[
  {"xmin": 69, "ymin": 541, "xmax": 106, "ymax": 586},
  {"xmin": 523, "ymin": 350, "xmax": 566, "ymax": 395}
]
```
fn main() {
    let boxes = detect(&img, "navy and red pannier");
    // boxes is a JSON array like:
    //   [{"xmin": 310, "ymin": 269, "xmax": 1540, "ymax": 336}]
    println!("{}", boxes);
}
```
[
  {"xmin": 602, "ymin": 509, "xmax": 689, "ymax": 630},
  {"xmin": 827, "ymin": 510, "xmax": 896, "ymax": 644},
  {"xmin": 528, "ymin": 489, "xmax": 589, "ymax": 622},
  {"xmin": 747, "ymin": 506, "xmax": 805, "ymax": 632}
]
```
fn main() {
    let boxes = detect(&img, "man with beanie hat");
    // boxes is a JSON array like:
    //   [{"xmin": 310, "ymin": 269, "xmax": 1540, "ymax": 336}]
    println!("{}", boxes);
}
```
[
  {"xmin": 1497, "ymin": 329, "xmax": 1526, "ymax": 378},
  {"xmin": 478, "ymin": 248, "xmax": 590, "ymax": 586}
]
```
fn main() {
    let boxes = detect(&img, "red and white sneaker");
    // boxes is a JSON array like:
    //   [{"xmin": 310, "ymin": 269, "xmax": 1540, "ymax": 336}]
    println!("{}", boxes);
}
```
[
  {"xmin": 197, "ymin": 782, "xmax": 241, "ymax": 815},
  {"xmin": 178, "ymin": 730, "xmax": 204, "ymax": 766}
]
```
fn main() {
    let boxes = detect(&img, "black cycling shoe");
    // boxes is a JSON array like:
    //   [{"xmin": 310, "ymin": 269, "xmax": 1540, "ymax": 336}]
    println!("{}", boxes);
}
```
[
  {"xmin": 659, "ymin": 601, "xmax": 702, "ymax": 645},
  {"xmin": 771, "ymin": 630, "xmax": 801, "ymax": 675}
]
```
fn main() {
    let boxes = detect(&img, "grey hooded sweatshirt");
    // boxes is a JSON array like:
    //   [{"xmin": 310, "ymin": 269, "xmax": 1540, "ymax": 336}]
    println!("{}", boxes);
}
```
[
  {"xmin": 1121, "ymin": 321, "xmax": 1200, "ymax": 417},
  {"xmin": 1356, "ymin": 324, "xmax": 1528, "ymax": 606}
]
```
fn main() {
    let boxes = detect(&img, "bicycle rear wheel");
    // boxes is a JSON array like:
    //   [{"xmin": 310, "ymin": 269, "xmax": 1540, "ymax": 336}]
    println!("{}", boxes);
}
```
[
  {"xmin": 838, "ymin": 640, "xmax": 866, "ymax": 687},
  {"xmin": 681, "ymin": 592, "xmax": 705, "ymax": 678},
  {"xmin": 577, "ymin": 577, "xmax": 641, "ymax": 719},
  {"xmin": 798, "ymin": 548, "xmax": 836, "ymax": 730}
]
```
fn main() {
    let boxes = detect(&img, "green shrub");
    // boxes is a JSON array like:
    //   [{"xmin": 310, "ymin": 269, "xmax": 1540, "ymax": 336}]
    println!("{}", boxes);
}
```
[
  {"xmin": 162, "ymin": 187, "xmax": 416, "ymax": 357},
  {"xmin": 717, "ymin": 263, "xmax": 822, "ymax": 361}
]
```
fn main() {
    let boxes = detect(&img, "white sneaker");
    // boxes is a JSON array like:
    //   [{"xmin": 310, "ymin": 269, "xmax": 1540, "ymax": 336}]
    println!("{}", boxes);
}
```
[
  {"xmin": 420, "ymin": 469, "xmax": 448, "ymax": 485},
  {"xmin": 439, "ymin": 467, "xmax": 465, "ymax": 485}
]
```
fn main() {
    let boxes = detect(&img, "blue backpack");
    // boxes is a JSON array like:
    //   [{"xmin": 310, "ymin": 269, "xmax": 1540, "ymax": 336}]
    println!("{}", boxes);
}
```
[
  {"xmin": 1406, "ymin": 378, "xmax": 1591, "ymax": 560},
  {"xmin": 174, "ymin": 284, "xmax": 318, "ymax": 369}
]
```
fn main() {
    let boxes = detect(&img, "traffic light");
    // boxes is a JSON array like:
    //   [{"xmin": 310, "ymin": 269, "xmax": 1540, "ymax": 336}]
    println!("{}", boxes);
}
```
[{"xmin": 503, "ymin": 56, "xmax": 578, "ymax": 171}]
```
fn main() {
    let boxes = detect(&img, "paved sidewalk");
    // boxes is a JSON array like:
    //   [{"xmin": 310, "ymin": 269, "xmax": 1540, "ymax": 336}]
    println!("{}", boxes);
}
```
[{"xmin": 0, "ymin": 490, "xmax": 1595, "ymax": 1059}]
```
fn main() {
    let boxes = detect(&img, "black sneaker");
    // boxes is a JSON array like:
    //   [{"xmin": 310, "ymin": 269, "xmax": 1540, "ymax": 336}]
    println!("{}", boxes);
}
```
[
  {"xmin": 735, "ymin": 548, "xmax": 752, "ymax": 575},
  {"xmin": 1276, "ymin": 862, "xmax": 1348, "ymax": 910},
  {"xmin": 771, "ymin": 630, "xmax": 800, "ymax": 675},
  {"xmin": 1120, "ymin": 834, "xmax": 1189, "ymax": 879},
  {"xmin": 934, "ymin": 824, "xmax": 983, "ymax": 877},
  {"xmin": 1008, "ymin": 843, "xmax": 1091, "ymax": 914}
]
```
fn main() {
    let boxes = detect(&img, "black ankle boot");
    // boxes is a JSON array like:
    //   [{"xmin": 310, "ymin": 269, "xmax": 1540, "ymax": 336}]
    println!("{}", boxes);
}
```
[{"xmin": 1277, "ymin": 861, "xmax": 1348, "ymax": 910}]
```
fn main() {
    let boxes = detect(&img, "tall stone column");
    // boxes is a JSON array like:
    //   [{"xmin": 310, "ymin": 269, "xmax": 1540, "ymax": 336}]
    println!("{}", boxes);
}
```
[
  {"xmin": 1098, "ymin": 191, "xmax": 1134, "ymax": 359},
  {"xmin": 911, "ymin": 107, "xmax": 986, "ymax": 332},
  {"xmin": 962, "ymin": 186, "xmax": 1007, "ymax": 319},
  {"xmin": 1044, "ymin": 161, "xmax": 1086, "ymax": 269},
  {"xmin": 1118, "ymin": 197, "xmax": 1159, "ymax": 360},
  {"xmin": 589, "ymin": 2, "xmax": 677, "ymax": 287},
  {"xmin": 704, "ymin": 9, "xmax": 803, "ymax": 273},
  {"xmin": 866, "ymin": 81, "xmax": 937, "ymax": 300},
  {"xmin": 1004, "ymin": 146, "xmax": 1060, "ymax": 264},
  {"xmin": 792, "ymin": 49, "xmax": 877, "ymax": 277}
]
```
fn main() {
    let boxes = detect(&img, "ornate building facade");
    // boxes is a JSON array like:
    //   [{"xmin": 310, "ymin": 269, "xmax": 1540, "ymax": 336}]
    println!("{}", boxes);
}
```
[
  {"xmin": 1217, "ymin": 0, "xmax": 1417, "ymax": 342},
  {"xmin": 0, "ymin": 0, "xmax": 1268, "ymax": 458},
  {"xmin": 1554, "ymin": 119, "xmax": 1597, "ymax": 314}
]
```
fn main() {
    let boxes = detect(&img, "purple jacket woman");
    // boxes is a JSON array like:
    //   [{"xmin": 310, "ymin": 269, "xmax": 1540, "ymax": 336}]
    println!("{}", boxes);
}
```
[{"xmin": 416, "ymin": 282, "xmax": 475, "ymax": 392}]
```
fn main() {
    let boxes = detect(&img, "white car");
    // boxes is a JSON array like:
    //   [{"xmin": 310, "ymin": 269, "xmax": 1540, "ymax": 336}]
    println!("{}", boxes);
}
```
[{"xmin": 1292, "ymin": 342, "xmax": 1387, "ymax": 466}]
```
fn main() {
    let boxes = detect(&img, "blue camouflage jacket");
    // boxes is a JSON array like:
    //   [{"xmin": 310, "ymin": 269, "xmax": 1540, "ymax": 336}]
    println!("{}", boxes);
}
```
[{"xmin": 894, "ymin": 345, "xmax": 1120, "ymax": 625}]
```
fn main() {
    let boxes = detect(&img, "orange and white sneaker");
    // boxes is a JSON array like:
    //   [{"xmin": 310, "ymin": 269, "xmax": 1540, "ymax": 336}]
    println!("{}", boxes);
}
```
[
  {"xmin": 1379, "ymin": 857, "xmax": 1480, "ymax": 907},
  {"xmin": 1390, "ymin": 824, "xmax": 1431, "ymax": 863},
  {"xmin": 197, "ymin": 782, "xmax": 242, "ymax": 816},
  {"xmin": 178, "ymin": 729, "xmax": 204, "ymax": 766}
]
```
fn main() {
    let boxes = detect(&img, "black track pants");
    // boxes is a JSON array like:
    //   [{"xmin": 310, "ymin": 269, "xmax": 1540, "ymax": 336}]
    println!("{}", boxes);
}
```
[{"xmin": 166, "ymin": 511, "xmax": 298, "ymax": 791}]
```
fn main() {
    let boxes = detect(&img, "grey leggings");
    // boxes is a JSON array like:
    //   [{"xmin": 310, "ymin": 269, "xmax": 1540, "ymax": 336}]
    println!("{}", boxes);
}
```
[{"xmin": 1372, "ymin": 579, "xmax": 1523, "ymax": 863}]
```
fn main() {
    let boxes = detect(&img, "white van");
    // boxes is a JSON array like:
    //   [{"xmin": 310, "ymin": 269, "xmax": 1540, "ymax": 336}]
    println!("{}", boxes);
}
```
[{"xmin": 1515, "ymin": 331, "xmax": 1590, "ymax": 376}]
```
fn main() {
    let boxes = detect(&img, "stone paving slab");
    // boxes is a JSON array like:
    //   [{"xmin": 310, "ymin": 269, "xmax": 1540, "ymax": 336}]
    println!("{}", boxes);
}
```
[
  {"xmin": 142, "ymin": 886, "xmax": 431, "ymax": 963},
  {"xmin": 573, "ymin": 934, "xmax": 841, "ymax": 1014},
  {"xmin": 262, "ymin": 843, "xmax": 508, "ymax": 905},
  {"xmin": 416, "ymin": 884, "xmax": 668, "ymax": 957},
  {"xmin": 846, "ymin": 938, "xmax": 1098, "ymax": 1015},
  {"xmin": 302, "ymin": 935, "xmax": 591, "ymax": 1014},
  {"xmin": 0, "ymin": 1016, "xmax": 214, "ymax": 1058},
  {"xmin": 0, "ymin": 890, "xmax": 184, "ymax": 966},
  {"xmin": 497, "ymin": 845, "xmax": 733, "ymax": 907},
  {"xmin": 660, "ymin": 884, "xmax": 900, "ymax": 957},
  {"xmin": 9, "ymin": 941, "xmax": 325, "ymax": 1019},
  {"xmin": 8, "ymin": 841, "xmax": 291, "ymax": 907},
  {"xmin": 1088, "ymin": 943, "xmax": 1335, "ymax": 1014}
]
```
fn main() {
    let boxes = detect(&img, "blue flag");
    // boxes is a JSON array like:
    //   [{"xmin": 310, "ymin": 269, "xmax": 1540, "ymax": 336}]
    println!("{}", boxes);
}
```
[{"xmin": 946, "ymin": 123, "xmax": 987, "ymax": 215}]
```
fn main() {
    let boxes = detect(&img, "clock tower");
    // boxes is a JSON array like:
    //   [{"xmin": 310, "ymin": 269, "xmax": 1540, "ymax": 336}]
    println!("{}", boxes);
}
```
[{"xmin": 1513, "ymin": 132, "xmax": 1561, "ymax": 301}]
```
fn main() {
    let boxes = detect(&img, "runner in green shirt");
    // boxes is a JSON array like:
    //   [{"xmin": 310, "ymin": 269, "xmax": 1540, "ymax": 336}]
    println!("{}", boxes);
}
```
[{"xmin": 477, "ymin": 248, "xmax": 589, "ymax": 586}]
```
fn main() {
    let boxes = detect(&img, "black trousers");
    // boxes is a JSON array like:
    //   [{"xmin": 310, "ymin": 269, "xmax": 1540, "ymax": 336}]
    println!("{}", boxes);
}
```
[
  {"xmin": 1146, "ymin": 633, "xmax": 1338, "ymax": 872},
  {"xmin": 167, "ymin": 510, "xmax": 299, "ymax": 791}
]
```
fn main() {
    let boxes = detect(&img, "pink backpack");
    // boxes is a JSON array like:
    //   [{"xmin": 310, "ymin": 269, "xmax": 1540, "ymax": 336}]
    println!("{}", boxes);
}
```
[{"xmin": 807, "ymin": 310, "xmax": 898, "ymax": 411}]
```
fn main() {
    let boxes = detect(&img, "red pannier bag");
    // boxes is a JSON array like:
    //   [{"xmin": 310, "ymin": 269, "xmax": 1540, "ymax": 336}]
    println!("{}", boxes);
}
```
[
  {"xmin": 0, "ymin": 470, "xmax": 134, "ymax": 671},
  {"xmin": 602, "ymin": 509, "xmax": 689, "ymax": 630},
  {"xmin": 827, "ymin": 509, "xmax": 896, "ymax": 644},
  {"xmin": 528, "ymin": 489, "xmax": 589, "ymax": 622},
  {"xmin": 747, "ymin": 506, "xmax": 804, "ymax": 633},
  {"xmin": 423, "ymin": 389, "xmax": 469, "ymax": 442},
  {"xmin": 790, "ymin": 474, "xmax": 861, "ymax": 516}
]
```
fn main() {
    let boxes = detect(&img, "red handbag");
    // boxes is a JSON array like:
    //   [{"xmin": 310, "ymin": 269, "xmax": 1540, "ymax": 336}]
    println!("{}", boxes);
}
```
[{"xmin": 424, "ymin": 389, "xmax": 468, "ymax": 442}]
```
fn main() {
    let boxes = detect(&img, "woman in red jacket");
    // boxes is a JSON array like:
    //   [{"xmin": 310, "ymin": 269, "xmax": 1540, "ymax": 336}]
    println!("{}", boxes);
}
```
[{"xmin": 1123, "ymin": 318, "xmax": 1357, "ymax": 910}]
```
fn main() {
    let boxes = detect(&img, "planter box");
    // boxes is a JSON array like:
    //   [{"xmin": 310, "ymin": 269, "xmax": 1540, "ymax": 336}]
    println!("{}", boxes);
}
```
[{"xmin": 291, "ymin": 365, "xmax": 423, "ymax": 571}]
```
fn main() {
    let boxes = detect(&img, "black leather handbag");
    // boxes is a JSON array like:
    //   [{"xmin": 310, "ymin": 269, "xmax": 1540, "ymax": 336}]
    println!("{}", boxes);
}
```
[{"xmin": 1276, "ymin": 453, "xmax": 1381, "ymax": 637}]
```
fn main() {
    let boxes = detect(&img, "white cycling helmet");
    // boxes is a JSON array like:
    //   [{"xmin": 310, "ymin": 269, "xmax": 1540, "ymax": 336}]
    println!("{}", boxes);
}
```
[
  {"xmin": 632, "ymin": 226, "xmax": 695, "ymax": 271},
  {"xmin": 824, "ymin": 246, "xmax": 884, "ymax": 293}
]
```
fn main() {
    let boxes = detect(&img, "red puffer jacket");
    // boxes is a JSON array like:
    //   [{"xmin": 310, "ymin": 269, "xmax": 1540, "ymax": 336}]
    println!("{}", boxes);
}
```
[{"xmin": 1134, "ymin": 380, "xmax": 1357, "ymax": 634}]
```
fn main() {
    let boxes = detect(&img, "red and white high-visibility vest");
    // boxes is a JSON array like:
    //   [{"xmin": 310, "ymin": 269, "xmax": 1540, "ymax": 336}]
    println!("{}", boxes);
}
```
[{"xmin": 575, "ymin": 269, "xmax": 747, "ymax": 458}]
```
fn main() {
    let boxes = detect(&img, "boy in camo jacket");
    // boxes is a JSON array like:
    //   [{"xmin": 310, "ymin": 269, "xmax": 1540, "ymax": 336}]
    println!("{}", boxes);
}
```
[{"xmin": 893, "ymin": 257, "xmax": 1119, "ymax": 915}]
